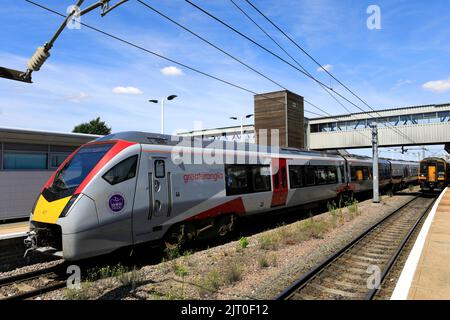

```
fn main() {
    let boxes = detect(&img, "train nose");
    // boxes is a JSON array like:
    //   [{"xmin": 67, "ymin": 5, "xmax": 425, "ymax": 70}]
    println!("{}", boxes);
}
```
[{"xmin": 32, "ymin": 194, "xmax": 73, "ymax": 224}]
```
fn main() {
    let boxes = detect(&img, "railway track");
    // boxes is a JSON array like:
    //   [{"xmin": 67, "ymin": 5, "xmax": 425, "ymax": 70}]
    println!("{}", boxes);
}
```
[
  {"xmin": 0, "ymin": 263, "xmax": 67, "ymax": 300},
  {"xmin": 276, "ymin": 194, "xmax": 437, "ymax": 300}
]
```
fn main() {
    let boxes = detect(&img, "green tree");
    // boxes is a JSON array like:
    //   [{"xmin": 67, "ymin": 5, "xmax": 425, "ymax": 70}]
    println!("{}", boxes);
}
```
[{"xmin": 72, "ymin": 117, "xmax": 111, "ymax": 135}]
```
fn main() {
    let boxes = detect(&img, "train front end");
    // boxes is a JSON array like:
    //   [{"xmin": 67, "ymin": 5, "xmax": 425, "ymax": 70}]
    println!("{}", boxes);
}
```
[
  {"xmin": 24, "ymin": 139, "xmax": 138, "ymax": 260},
  {"xmin": 419, "ymin": 158, "xmax": 447, "ymax": 192}
]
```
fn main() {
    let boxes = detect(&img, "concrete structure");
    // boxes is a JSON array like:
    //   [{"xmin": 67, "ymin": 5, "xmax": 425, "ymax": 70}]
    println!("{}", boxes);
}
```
[
  {"xmin": 0, "ymin": 127, "xmax": 98, "ymax": 220},
  {"xmin": 392, "ymin": 187, "xmax": 450, "ymax": 299},
  {"xmin": 178, "ymin": 103, "xmax": 450, "ymax": 152},
  {"xmin": 254, "ymin": 90, "xmax": 304, "ymax": 148}
]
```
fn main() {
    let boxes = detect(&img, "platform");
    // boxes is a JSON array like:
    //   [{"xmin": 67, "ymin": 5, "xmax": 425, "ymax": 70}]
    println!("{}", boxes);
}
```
[
  {"xmin": 391, "ymin": 187, "xmax": 450, "ymax": 300},
  {"xmin": 0, "ymin": 221, "xmax": 29, "ymax": 240}
]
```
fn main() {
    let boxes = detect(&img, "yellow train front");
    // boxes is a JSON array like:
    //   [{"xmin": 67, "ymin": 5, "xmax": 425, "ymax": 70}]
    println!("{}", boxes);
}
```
[{"xmin": 419, "ymin": 157, "xmax": 449, "ymax": 193}]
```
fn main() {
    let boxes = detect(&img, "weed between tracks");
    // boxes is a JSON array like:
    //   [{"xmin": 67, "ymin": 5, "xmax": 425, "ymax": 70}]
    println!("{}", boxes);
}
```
[{"xmin": 57, "ymin": 188, "xmax": 415, "ymax": 300}]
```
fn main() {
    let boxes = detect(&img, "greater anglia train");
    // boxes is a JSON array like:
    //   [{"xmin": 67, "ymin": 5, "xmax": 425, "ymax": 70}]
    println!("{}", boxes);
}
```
[{"xmin": 25, "ymin": 131, "xmax": 418, "ymax": 260}]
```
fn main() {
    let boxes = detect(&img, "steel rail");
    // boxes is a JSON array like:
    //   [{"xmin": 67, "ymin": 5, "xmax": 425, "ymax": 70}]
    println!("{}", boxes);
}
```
[{"xmin": 275, "ymin": 194, "xmax": 433, "ymax": 300}]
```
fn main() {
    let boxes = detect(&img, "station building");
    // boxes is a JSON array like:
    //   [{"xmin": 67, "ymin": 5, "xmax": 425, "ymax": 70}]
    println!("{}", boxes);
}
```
[{"xmin": 0, "ymin": 127, "xmax": 98, "ymax": 221}]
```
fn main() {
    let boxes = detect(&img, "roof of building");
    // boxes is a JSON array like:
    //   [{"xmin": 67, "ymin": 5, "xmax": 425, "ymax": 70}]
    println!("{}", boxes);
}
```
[{"xmin": 0, "ymin": 127, "xmax": 100, "ymax": 146}]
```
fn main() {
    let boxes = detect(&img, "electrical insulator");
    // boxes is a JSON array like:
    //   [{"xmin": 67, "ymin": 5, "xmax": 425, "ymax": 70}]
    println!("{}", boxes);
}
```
[{"xmin": 27, "ymin": 47, "xmax": 50, "ymax": 71}]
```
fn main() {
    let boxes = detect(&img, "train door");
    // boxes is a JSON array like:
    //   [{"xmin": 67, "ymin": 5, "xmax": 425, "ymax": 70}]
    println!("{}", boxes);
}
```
[
  {"xmin": 150, "ymin": 157, "xmax": 173, "ymax": 220},
  {"xmin": 428, "ymin": 164, "xmax": 436, "ymax": 182},
  {"xmin": 271, "ymin": 158, "xmax": 288, "ymax": 207},
  {"xmin": 132, "ymin": 154, "xmax": 174, "ymax": 243}
]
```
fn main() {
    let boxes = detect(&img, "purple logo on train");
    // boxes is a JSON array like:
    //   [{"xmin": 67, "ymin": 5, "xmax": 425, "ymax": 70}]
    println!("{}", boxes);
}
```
[{"xmin": 108, "ymin": 194, "xmax": 125, "ymax": 212}]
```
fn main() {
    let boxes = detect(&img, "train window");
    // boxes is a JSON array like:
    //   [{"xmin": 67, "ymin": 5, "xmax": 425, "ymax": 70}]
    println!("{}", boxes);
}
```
[
  {"xmin": 438, "ymin": 162, "xmax": 445, "ymax": 177},
  {"xmin": 252, "ymin": 166, "xmax": 271, "ymax": 192},
  {"xmin": 363, "ymin": 167, "xmax": 370, "ymax": 180},
  {"xmin": 316, "ymin": 167, "xmax": 327, "ymax": 185},
  {"xmin": 273, "ymin": 169, "xmax": 280, "ymax": 189},
  {"xmin": 103, "ymin": 155, "xmax": 138, "ymax": 185},
  {"xmin": 281, "ymin": 167, "xmax": 287, "ymax": 188},
  {"xmin": 226, "ymin": 165, "xmax": 249, "ymax": 195},
  {"xmin": 327, "ymin": 167, "xmax": 337, "ymax": 184},
  {"xmin": 306, "ymin": 166, "xmax": 315, "ymax": 186},
  {"xmin": 226, "ymin": 165, "xmax": 270, "ymax": 195},
  {"xmin": 154, "ymin": 160, "xmax": 165, "ymax": 178},
  {"xmin": 289, "ymin": 165, "xmax": 304, "ymax": 188}
]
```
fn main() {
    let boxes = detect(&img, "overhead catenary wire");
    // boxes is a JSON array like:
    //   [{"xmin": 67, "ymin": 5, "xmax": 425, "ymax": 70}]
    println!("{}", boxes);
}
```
[
  {"xmin": 137, "ymin": 0, "xmax": 339, "ymax": 120},
  {"xmin": 25, "ymin": 0, "xmax": 327, "ymax": 118},
  {"xmin": 243, "ymin": 0, "xmax": 418, "ymax": 145},
  {"xmin": 183, "ymin": 0, "xmax": 383, "ymax": 118},
  {"xmin": 229, "ymin": 0, "xmax": 353, "ymax": 115}
]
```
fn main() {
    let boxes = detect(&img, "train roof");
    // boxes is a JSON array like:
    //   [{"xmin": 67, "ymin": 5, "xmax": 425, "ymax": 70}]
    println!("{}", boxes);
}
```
[
  {"xmin": 95, "ymin": 131, "xmax": 345, "ymax": 159},
  {"xmin": 95, "ymin": 131, "xmax": 417, "ymax": 164}
]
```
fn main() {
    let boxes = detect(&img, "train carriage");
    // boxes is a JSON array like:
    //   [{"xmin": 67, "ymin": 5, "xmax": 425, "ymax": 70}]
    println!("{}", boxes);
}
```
[
  {"xmin": 24, "ymin": 131, "xmax": 419, "ymax": 260},
  {"xmin": 419, "ymin": 157, "xmax": 449, "ymax": 192}
]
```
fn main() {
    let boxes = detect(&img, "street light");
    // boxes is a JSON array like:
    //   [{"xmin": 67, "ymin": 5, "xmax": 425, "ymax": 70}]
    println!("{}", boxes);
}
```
[
  {"xmin": 149, "ymin": 95, "xmax": 177, "ymax": 134},
  {"xmin": 230, "ymin": 114, "xmax": 253, "ymax": 142}
]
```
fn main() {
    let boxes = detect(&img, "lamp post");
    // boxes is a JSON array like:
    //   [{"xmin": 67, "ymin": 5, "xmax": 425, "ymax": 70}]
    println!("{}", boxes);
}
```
[
  {"xmin": 230, "ymin": 114, "xmax": 253, "ymax": 142},
  {"xmin": 149, "ymin": 95, "xmax": 177, "ymax": 134}
]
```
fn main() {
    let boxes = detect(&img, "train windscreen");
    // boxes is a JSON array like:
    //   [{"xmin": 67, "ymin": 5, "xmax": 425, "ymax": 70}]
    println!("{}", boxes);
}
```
[{"xmin": 43, "ymin": 143, "xmax": 114, "ymax": 200}]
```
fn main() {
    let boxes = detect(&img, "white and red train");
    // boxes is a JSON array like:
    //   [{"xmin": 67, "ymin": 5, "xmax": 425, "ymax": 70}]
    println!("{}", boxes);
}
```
[{"xmin": 25, "ymin": 132, "xmax": 417, "ymax": 260}]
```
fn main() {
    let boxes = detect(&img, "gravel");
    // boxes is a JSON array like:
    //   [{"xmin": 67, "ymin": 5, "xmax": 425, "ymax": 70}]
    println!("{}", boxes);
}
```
[{"xmin": 35, "ymin": 188, "xmax": 419, "ymax": 300}]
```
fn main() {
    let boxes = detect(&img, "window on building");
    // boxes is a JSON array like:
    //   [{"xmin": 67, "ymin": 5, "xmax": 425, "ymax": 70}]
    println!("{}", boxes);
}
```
[
  {"xmin": 310, "ymin": 124, "xmax": 319, "ymax": 133},
  {"xmin": 103, "ymin": 155, "xmax": 138, "ymax": 185},
  {"xmin": 50, "ymin": 154, "xmax": 70, "ymax": 169},
  {"xmin": 3, "ymin": 152, "xmax": 48, "ymax": 170}
]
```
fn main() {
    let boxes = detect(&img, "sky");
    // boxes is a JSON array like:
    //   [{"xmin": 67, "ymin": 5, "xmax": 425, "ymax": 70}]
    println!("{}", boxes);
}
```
[{"xmin": 1, "ymin": 0, "xmax": 450, "ymax": 160}]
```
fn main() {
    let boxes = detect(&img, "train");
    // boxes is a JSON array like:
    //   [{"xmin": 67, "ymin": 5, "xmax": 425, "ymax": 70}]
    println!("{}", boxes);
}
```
[
  {"xmin": 419, "ymin": 157, "xmax": 450, "ymax": 192},
  {"xmin": 24, "ymin": 131, "xmax": 418, "ymax": 261}
]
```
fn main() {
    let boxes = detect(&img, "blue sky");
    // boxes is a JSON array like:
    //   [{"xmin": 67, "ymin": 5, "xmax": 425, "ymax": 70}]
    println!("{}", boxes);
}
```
[{"xmin": 1, "ymin": 0, "xmax": 450, "ymax": 159}]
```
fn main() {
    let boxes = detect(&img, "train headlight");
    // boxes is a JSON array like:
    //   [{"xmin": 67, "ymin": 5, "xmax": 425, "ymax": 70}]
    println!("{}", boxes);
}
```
[{"xmin": 60, "ymin": 194, "xmax": 79, "ymax": 218}]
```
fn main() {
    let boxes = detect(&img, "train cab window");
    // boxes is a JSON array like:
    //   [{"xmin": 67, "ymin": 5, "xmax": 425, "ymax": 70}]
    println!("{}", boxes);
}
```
[
  {"xmin": 103, "ymin": 155, "xmax": 138, "ymax": 185},
  {"xmin": 327, "ymin": 167, "xmax": 337, "ymax": 184},
  {"xmin": 306, "ymin": 166, "xmax": 315, "ymax": 186},
  {"xmin": 154, "ymin": 160, "xmax": 166, "ymax": 178},
  {"xmin": 316, "ymin": 167, "xmax": 327, "ymax": 185},
  {"xmin": 289, "ymin": 165, "xmax": 304, "ymax": 188}
]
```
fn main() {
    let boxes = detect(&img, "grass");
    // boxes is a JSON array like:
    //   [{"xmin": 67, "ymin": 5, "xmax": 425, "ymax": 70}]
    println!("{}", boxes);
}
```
[
  {"xmin": 198, "ymin": 270, "xmax": 223, "ymax": 298},
  {"xmin": 223, "ymin": 263, "xmax": 242, "ymax": 285},
  {"xmin": 117, "ymin": 268, "xmax": 144, "ymax": 290},
  {"xmin": 164, "ymin": 245, "xmax": 180, "ymax": 261},
  {"xmin": 239, "ymin": 237, "xmax": 249, "ymax": 249},
  {"xmin": 257, "ymin": 255, "xmax": 269, "ymax": 269},
  {"xmin": 258, "ymin": 233, "xmax": 278, "ymax": 250},
  {"xmin": 64, "ymin": 282, "xmax": 92, "ymax": 300}
]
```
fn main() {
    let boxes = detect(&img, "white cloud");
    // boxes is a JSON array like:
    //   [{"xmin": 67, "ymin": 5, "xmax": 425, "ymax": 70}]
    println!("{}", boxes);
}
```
[
  {"xmin": 160, "ymin": 66, "xmax": 184, "ymax": 76},
  {"xmin": 65, "ymin": 91, "xmax": 88, "ymax": 103},
  {"xmin": 392, "ymin": 79, "xmax": 413, "ymax": 90},
  {"xmin": 112, "ymin": 86, "xmax": 143, "ymax": 95},
  {"xmin": 317, "ymin": 64, "xmax": 333, "ymax": 72},
  {"xmin": 422, "ymin": 78, "xmax": 450, "ymax": 93}
]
